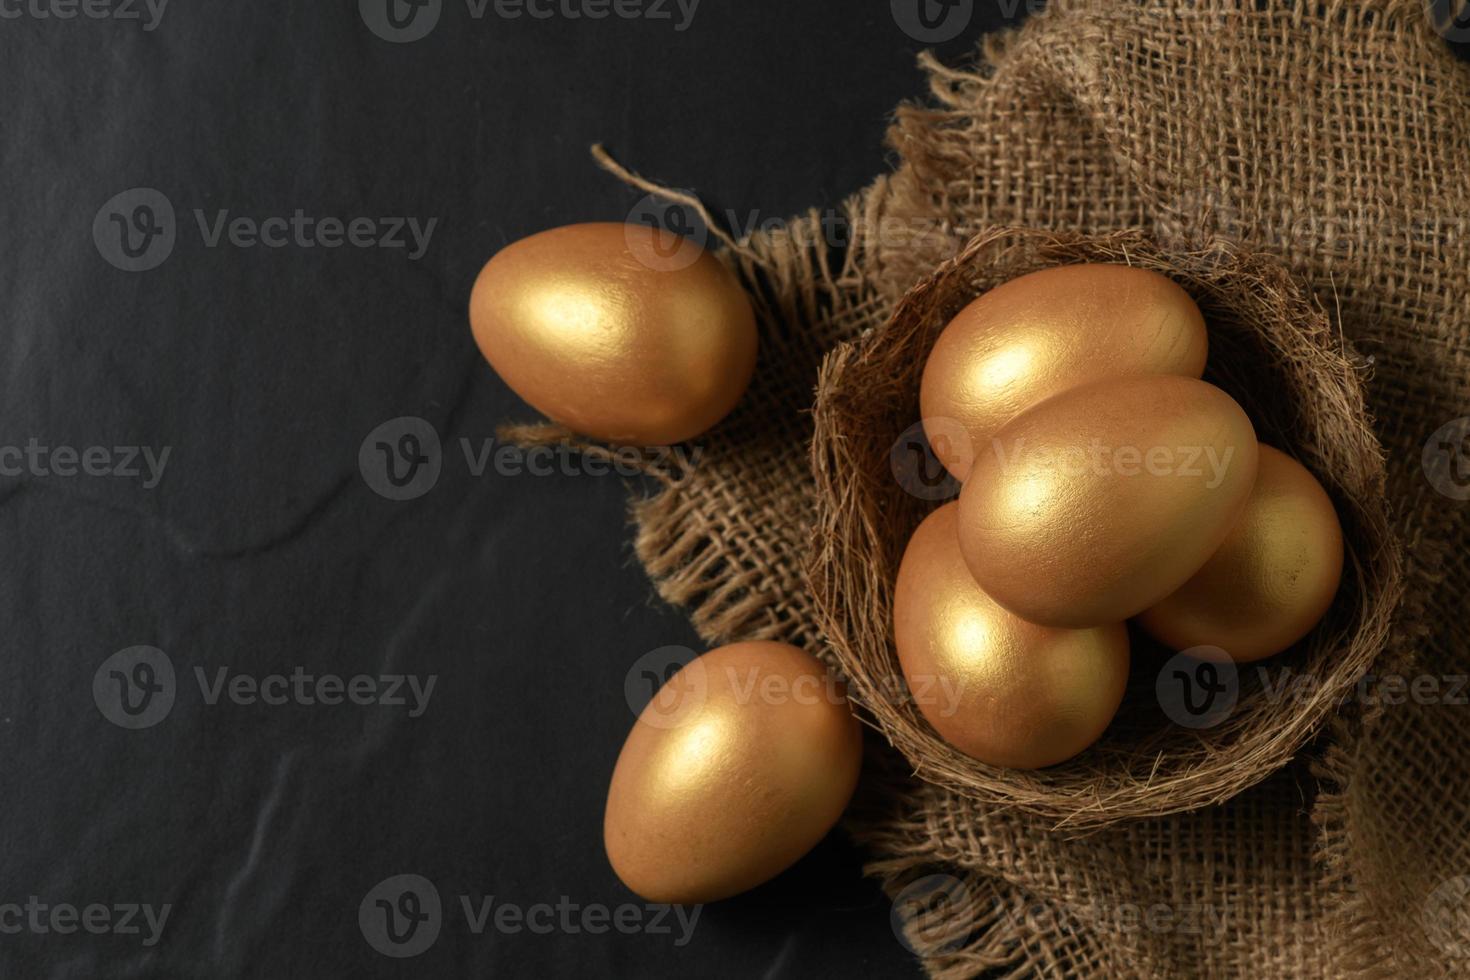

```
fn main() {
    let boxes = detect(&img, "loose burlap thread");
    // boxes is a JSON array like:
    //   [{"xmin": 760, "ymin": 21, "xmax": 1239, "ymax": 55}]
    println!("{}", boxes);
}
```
[{"xmin": 515, "ymin": 1, "xmax": 1470, "ymax": 975}]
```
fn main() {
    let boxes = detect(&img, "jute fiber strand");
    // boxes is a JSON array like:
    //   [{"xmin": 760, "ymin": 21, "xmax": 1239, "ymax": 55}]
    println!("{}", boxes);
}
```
[{"xmin": 508, "ymin": 1, "xmax": 1470, "ymax": 975}]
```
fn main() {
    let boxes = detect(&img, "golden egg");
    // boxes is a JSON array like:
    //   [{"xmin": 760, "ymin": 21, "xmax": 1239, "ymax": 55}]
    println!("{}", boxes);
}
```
[
  {"xmin": 604, "ymin": 641, "xmax": 861, "ymax": 904},
  {"xmin": 893, "ymin": 503, "xmax": 1130, "ymax": 769},
  {"xmin": 958, "ymin": 375, "xmax": 1259, "ymax": 629},
  {"xmin": 1137, "ymin": 444, "xmax": 1344, "ymax": 663},
  {"xmin": 921, "ymin": 264, "xmax": 1207, "ymax": 480},
  {"xmin": 469, "ymin": 222, "xmax": 758, "ymax": 445}
]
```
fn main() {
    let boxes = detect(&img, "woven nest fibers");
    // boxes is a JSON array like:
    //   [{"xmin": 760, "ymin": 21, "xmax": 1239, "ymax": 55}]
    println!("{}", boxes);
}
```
[{"xmin": 809, "ymin": 227, "xmax": 1403, "ymax": 830}]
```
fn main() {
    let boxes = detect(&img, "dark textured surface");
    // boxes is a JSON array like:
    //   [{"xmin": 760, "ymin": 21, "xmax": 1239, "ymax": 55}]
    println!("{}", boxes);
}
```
[{"xmin": 0, "ymin": 2, "xmax": 1022, "ymax": 978}]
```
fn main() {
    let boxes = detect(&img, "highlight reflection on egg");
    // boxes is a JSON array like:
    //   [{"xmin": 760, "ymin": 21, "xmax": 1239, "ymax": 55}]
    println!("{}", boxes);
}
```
[
  {"xmin": 958, "ymin": 375, "xmax": 1259, "ymax": 629},
  {"xmin": 893, "ymin": 503, "xmax": 1130, "ymax": 769},
  {"xmin": 1137, "ymin": 444, "xmax": 1344, "ymax": 662},
  {"xmin": 469, "ymin": 222, "xmax": 758, "ymax": 445},
  {"xmin": 603, "ymin": 641, "xmax": 861, "ymax": 904},
  {"xmin": 921, "ymin": 264, "xmax": 1207, "ymax": 479}
]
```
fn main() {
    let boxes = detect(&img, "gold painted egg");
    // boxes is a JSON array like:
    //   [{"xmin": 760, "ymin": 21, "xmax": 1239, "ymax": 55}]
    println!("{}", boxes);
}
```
[
  {"xmin": 921, "ymin": 264, "xmax": 1207, "ymax": 480},
  {"xmin": 603, "ymin": 641, "xmax": 861, "ymax": 904},
  {"xmin": 893, "ymin": 503, "xmax": 1130, "ymax": 769},
  {"xmin": 469, "ymin": 222, "xmax": 758, "ymax": 445},
  {"xmin": 1137, "ymin": 444, "xmax": 1344, "ymax": 663},
  {"xmin": 957, "ymin": 375, "xmax": 1259, "ymax": 628}
]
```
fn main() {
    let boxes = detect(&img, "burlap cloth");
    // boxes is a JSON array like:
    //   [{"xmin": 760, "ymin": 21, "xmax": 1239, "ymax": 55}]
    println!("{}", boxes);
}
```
[{"xmin": 518, "ymin": 1, "xmax": 1470, "ymax": 975}]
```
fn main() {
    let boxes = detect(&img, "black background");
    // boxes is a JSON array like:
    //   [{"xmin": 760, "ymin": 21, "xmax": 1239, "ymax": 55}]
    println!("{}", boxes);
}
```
[
  {"xmin": 0, "ymin": 1, "xmax": 1023, "ymax": 978},
  {"xmin": 10, "ymin": 3, "xmax": 1465, "ymax": 978}
]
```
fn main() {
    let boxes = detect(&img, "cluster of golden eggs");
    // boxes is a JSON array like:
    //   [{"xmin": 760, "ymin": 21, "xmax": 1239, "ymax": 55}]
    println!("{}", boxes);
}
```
[
  {"xmin": 898, "ymin": 263, "xmax": 1345, "ymax": 768},
  {"xmin": 468, "ymin": 224, "xmax": 1342, "ymax": 906},
  {"xmin": 471, "ymin": 224, "xmax": 860, "ymax": 905}
]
